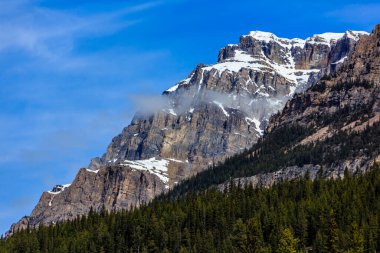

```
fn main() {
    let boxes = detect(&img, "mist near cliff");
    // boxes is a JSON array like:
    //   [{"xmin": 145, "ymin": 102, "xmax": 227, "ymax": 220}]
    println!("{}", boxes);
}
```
[{"xmin": 129, "ymin": 86, "xmax": 289, "ymax": 122}]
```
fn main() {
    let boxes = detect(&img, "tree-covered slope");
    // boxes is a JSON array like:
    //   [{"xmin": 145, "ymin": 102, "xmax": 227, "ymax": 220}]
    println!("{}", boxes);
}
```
[
  {"xmin": 164, "ymin": 83, "xmax": 380, "ymax": 199},
  {"xmin": 1, "ymin": 165, "xmax": 380, "ymax": 252}
]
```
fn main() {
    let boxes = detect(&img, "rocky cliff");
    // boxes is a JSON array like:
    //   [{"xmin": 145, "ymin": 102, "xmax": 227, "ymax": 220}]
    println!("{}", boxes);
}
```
[
  {"xmin": 220, "ymin": 24, "xmax": 380, "ymax": 191},
  {"xmin": 8, "ymin": 29, "xmax": 368, "ymax": 236}
]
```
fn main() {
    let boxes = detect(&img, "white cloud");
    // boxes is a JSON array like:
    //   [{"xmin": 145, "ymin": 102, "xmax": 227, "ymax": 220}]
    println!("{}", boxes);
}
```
[{"xmin": 0, "ymin": 0, "xmax": 161, "ymax": 63}]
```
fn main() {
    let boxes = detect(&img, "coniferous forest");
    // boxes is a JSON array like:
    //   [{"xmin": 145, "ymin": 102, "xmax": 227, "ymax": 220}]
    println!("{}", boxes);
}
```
[
  {"xmin": 1, "ymin": 165, "xmax": 380, "ymax": 253},
  {"xmin": 2, "ymin": 81, "xmax": 380, "ymax": 252}
]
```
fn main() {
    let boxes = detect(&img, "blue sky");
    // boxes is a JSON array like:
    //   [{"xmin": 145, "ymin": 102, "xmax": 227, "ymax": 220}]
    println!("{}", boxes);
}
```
[{"xmin": 0, "ymin": 0, "xmax": 378, "ymax": 234}]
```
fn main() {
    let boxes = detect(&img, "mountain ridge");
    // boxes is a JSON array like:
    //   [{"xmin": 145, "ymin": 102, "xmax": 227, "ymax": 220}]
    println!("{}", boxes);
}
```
[
  {"xmin": 163, "ymin": 24, "xmax": 380, "ymax": 198},
  {"xmin": 7, "ymin": 28, "xmax": 368, "ymax": 236}
]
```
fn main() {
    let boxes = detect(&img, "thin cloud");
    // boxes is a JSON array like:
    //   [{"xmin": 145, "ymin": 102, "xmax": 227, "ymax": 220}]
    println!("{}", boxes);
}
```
[
  {"xmin": 326, "ymin": 3, "xmax": 380, "ymax": 26},
  {"xmin": 0, "ymin": 0, "xmax": 161, "ymax": 62}
]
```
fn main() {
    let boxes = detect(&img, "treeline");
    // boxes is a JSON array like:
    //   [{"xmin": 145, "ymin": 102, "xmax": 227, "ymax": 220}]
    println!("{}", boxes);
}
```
[
  {"xmin": 164, "ymin": 78, "xmax": 379, "ymax": 199},
  {"xmin": 166, "ymin": 118, "xmax": 380, "ymax": 200},
  {"xmin": 310, "ymin": 79, "xmax": 374, "ymax": 93},
  {"xmin": 1, "ymin": 166, "xmax": 380, "ymax": 252}
]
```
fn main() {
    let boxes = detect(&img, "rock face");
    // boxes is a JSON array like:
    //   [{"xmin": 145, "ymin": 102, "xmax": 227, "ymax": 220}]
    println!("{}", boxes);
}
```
[
  {"xmin": 7, "ymin": 28, "xmax": 368, "ymax": 236},
  {"xmin": 94, "ymin": 30, "xmax": 367, "ymax": 177},
  {"xmin": 219, "ymin": 157, "xmax": 377, "ymax": 191},
  {"xmin": 27, "ymin": 167, "xmax": 166, "ymax": 226},
  {"xmin": 268, "ymin": 26, "xmax": 380, "ymax": 132},
  {"xmin": 222, "ymin": 24, "xmax": 380, "ymax": 192},
  {"xmin": 332, "ymin": 25, "xmax": 380, "ymax": 85}
]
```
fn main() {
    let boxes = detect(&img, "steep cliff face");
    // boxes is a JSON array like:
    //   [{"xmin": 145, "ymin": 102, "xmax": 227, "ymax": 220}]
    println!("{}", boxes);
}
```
[
  {"xmin": 8, "ymin": 29, "xmax": 368, "ymax": 235},
  {"xmin": 94, "ymin": 30, "xmax": 367, "ymax": 177},
  {"xmin": 221, "ymin": 24, "xmax": 380, "ymax": 191},
  {"xmin": 268, "ymin": 26, "xmax": 380, "ymax": 133}
]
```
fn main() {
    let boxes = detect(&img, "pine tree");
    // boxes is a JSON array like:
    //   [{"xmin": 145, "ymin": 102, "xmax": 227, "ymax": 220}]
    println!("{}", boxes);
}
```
[
  {"xmin": 345, "ymin": 222, "xmax": 364, "ymax": 253},
  {"xmin": 312, "ymin": 230, "xmax": 324, "ymax": 253},
  {"xmin": 277, "ymin": 228, "xmax": 299, "ymax": 253},
  {"xmin": 325, "ymin": 210, "xmax": 340, "ymax": 253},
  {"xmin": 246, "ymin": 217, "xmax": 264, "ymax": 253},
  {"xmin": 231, "ymin": 219, "xmax": 248, "ymax": 253}
]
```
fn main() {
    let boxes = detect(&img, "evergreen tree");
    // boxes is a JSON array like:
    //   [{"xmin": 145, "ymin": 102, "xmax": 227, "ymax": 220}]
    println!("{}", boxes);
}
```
[
  {"xmin": 246, "ymin": 217, "xmax": 264, "ymax": 253},
  {"xmin": 325, "ymin": 210, "xmax": 340, "ymax": 253},
  {"xmin": 345, "ymin": 222, "xmax": 364, "ymax": 253},
  {"xmin": 231, "ymin": 219, "xmax": 248, "ymax": 253},
  {"xmin": 277, "ymin": 228, "xmax": 299, "ymax": 253}
]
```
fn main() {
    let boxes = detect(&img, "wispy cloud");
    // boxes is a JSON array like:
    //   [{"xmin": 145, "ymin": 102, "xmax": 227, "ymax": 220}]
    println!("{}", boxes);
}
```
[
  {"xmin": 0, "ymin": 0, "xmax": 162, "ymax": 66},
  {"xmin": 326, "ymin": 3, "xmax": 380, "ymax": 27},
  {"xmin": 0, "ymin": 0, "xmax": 185, "ymax": 235}
]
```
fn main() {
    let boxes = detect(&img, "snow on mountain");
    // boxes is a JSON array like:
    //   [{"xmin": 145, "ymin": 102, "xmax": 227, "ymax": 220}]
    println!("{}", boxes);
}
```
[
  {"xmin": 9, "ymin": 28, "xmax": 369, "ymax": 235},
  {"xmin": 166, "ymin": 30, "xmax": 368, "ymax": 95}
]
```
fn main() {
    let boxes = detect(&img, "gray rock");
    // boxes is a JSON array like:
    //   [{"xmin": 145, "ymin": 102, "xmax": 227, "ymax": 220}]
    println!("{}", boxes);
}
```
[{"xmin": 8, "ymin": 29, "xmax": 367, "ymax": 236}]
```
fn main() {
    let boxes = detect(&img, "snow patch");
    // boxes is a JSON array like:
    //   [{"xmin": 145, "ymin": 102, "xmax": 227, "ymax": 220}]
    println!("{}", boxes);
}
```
[
  {"xmin": 47, "ymin": 184, "xmax": 71, "ymax": 195},
  {"xmin": 168, "ymin": 108, "xmax": 177, "ymax": 116},
  {"xmin": 234, "ymin": 132, "xmax": 246, "ymax": 137},
  {"xmin": 245, "ymin": 117, "xmax": 264, "ymax": 135},
  {"xmin": 199, "ymin": 69, "xmax": 205, "ymax": 85},
  {"xmin": 162, "ymin": 108, "xmax": 177, "ymax": 116},
  {"xmin": 167, "ymin": 158, "xmax": 185, "ymax": 163},
  {"xmin": 213, "ymin": 100, "xmax": 230, "ymax": 117},
  {"xmin": 120, "ymin": 157, "xmax": 170, "ymax": 185},
  {"xmin": 332, "ymin": 56, "xmax": 347, "ymax": 65},
  {"xmin": 233, "ymin": 50, "xmax": 255, "ymax": 62},
  {"xmin": 86, "ymin": 169, "xmax": 99, "ymax": 173},
  {"xmin": 306, "ymin": 31, "xmax": 367, "ymax": 46},
  {"xmin": 165, "ymin": 74, "xmax": 194, "ymax": 93},
  {"xmin": 166, "ymin": 83, "xmax": 179, "ymax": 93}
]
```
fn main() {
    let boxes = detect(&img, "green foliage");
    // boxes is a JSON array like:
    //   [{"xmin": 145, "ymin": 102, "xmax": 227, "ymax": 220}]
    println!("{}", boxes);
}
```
[
  {"xmin": 166, "ymin": 117, "xmax": 380, "ymax": 200},
  {"xmin": 165, "ymin": 77, "xmax": 380, "ymax": 200},
  {"xmin": 2, "ymin": 168, "xmax": 380, "ymax": 252},
  {"xmin": 277, "ymin": 228, "xmax": 299, "ymax": 253},
  {"xmin": 2, "ymin": 80, "xmax": 379, "ymax": 252}
]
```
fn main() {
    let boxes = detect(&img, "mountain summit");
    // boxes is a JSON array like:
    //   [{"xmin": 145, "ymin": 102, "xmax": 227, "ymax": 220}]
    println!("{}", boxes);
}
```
[{"xmin": 7, "ymin": 28, "xmax": 368, "ymax": 235}]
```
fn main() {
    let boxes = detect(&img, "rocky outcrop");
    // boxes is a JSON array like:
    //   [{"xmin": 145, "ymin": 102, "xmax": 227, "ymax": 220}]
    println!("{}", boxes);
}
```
[
  {"xmin": 8, "ymin": 28, "xmax": 368, "ymax": 236},
  {"xmin": 268, "ymin": 25, "xmax": 380, "ymax": 132},
  {"xmin": 218, "ymin": 157, "xmax": 376, "ymax": 191},
  {"xmin": 222, "ymin": 25, "xmax": 380, "ymax": 193},
  {"xmin": 97, "ymin": 29, "xmax": 367, "ymax": 178},
  {"xmin": 7, "ymin": 166, "xmax": 167, "ymax": 236},
  {"xmin": 31, "ymin": 167, "xmax": 165, "ymax": 224}
]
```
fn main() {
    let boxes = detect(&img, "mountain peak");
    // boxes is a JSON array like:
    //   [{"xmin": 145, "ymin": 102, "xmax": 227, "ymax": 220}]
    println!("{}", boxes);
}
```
[
  {"xmin": 243, "ymin": 30, "xmax": 368, "ymax": 48},
  {"xmin": 7, "ymin": 26, "xmax": 371, "ymax": 236},
  {"xmin": 245, "ymin": 30, "xmax": 279, "ymax": 42},
  {"xmin": 306, "ymin": 31, "xmax": 369, "ymax": 45}
]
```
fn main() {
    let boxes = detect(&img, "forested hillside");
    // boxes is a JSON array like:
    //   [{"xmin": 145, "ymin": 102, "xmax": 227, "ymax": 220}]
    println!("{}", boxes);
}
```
[
  {"xmin": 166, "ymin": 80, "xmax": 380, "ymax": 199},
  {"xmin": 1, "ymin": 165, "xmax": 380, "ymax": 252}
]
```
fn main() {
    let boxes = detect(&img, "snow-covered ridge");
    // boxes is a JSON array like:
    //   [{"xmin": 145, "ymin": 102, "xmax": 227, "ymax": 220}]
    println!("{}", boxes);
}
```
[
  {"xmin": 201, "ymin": 48, "xmax": 320, "ymax": 96},
  {"xmin": 245, "ymin": 30, "xmax": 369, "ymax": 47},
  {"xmin": 161, "ymin": 28, "xmax": 368, "ymax": 138},
  {"xmin": 305, "ymin": 31, "xmax": 369, "ymax": 46},
  {"xmin": 165, "ymin": 29, "xmax": 368, "ymax": 94},
  {"xmin": 244, "ymin": 31, "xmax": 305, "ymax": 48}
]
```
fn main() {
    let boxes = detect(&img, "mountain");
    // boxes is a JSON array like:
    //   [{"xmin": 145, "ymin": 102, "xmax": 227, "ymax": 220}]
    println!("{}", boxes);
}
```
[
  {"xmin": 3, "ymin": 164, "xmax": 380, "ymax": 252},
  {"xmin": 165, "ymin": 24, "xmax": 380, "ymax": 197},
  {"xmin": 7, "ymin": 29, "xmax": 368, "ymax": 236}
]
